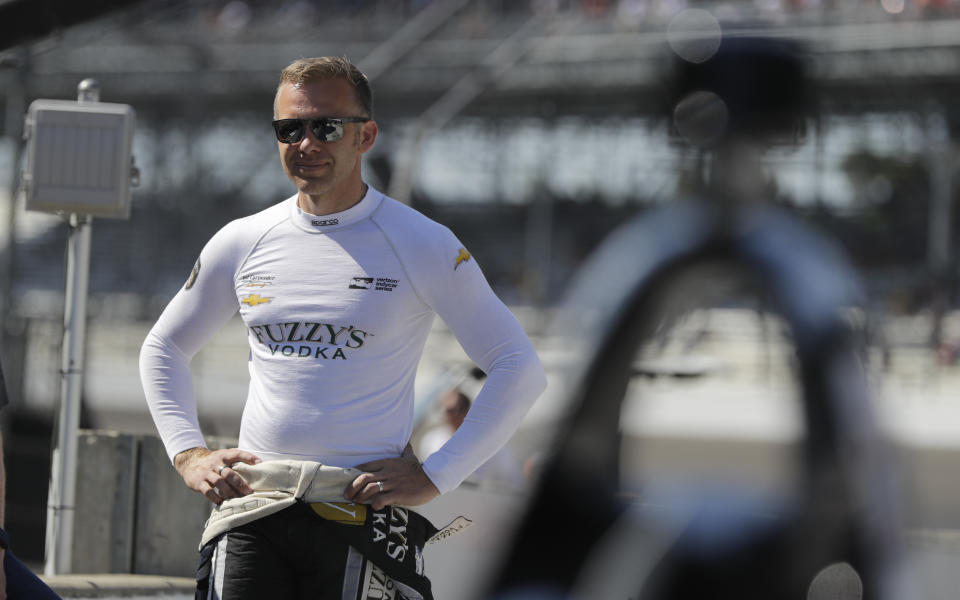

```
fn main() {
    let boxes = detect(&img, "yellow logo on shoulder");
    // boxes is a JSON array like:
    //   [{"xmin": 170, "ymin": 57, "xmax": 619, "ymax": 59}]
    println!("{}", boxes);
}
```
[
  {"xmin": 241, "ymin": 294, "xmax": 271, "ymax": 307},
  {"xmin": 454, "ymin": 248, "xmax": 471, "ymax": 270},
  {"xmin": 310, "ymin": 502, "xmax": 367, "ymax": 525}
]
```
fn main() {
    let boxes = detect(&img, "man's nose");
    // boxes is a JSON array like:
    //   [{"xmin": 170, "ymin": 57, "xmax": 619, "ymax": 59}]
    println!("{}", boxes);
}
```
[{"xmin": 296, "ymin": 126, "xmax": 327, "ymax": 151}]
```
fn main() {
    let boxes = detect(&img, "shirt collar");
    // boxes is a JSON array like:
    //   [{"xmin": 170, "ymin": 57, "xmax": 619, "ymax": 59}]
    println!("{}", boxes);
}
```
[{"xmin": 288, "ymin": 185, "xmax": 382, "ymax": 233}]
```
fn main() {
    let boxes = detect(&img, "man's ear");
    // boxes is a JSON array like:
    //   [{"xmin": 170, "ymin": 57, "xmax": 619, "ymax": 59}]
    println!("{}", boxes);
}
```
[{"xmin": 359, "ymin": 120, "xmax": 378, "ymax": 153}]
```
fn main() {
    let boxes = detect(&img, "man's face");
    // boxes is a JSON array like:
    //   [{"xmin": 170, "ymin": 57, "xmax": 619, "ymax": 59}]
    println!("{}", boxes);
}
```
[{"xmin": 275, "ymin": 78, "xmax": 375, "ymax": 201}]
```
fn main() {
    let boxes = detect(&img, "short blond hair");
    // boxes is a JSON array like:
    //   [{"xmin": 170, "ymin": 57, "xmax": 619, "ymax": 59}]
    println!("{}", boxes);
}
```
[{"xmin": 274, "ymin": 56, "xmax": 373, "ymax": 119}]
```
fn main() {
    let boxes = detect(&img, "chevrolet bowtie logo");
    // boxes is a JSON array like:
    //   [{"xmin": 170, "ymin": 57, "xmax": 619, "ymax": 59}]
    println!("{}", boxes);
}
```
[
  {"xmin": 454, "ymin": 248, "xmax": 471, "ymax": 270},
  {"xmin": 241, "ymin": 294, "xmax": 271, "ymax": 307}
]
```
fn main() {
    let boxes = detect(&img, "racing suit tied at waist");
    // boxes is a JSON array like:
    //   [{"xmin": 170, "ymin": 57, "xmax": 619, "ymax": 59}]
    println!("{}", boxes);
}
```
[
  {"xmin": 199, "ymin": 459, "xmax": 471, "ymax": 548},
  {"xmin": 200, "ymin": 459, "xmax": 362, "ymax": 548}
]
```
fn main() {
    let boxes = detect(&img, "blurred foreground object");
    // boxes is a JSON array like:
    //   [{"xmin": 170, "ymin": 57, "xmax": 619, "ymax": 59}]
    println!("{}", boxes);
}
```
[
  {"xmin": 488, "ymin": 36, "xmax": 910, "ymax": 600},
  {"xmin": 670, "ymin": 35, "xmax": 809, "ymax": 147}
]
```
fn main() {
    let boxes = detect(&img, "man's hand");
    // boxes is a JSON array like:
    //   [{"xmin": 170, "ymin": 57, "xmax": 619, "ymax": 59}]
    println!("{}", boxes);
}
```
[
  {"xmin": 344, "ymin": 450, "xmax": 440, "ymax": 510},
  {"xmin": 174, "ymin": 447, "xmax": 261, "ymax": 505}
]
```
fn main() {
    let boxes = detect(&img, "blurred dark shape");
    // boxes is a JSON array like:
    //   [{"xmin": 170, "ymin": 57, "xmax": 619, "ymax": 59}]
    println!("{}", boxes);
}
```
[
  {"xmin": 488, "ymin": 34, "xmax": 904, "ymax": 600},
  {"xmin": 0, "ymin": 0, "xmax": 145, "ymax": 52},
  {"xmin": 488, "ymin": 200, "xmax": 904, "ymax": 600},
  {"xmin": 669, "ymin": 36, "xmax": 810, "ymax": 145},
  {"xmin": 3, "ymin": 408, "xmax": 55, "ymax": 563}
]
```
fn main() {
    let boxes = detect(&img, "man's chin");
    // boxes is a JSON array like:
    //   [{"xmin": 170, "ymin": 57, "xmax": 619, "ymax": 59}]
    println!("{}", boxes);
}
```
[{"xmin": 296, "ymin": 179, "xmax": 333, "ymax": 196}]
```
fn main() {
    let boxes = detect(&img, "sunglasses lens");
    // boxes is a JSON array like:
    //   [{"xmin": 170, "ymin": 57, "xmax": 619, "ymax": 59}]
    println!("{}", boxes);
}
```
[
  {"xmin": 310, "ymin": 119, "xmax": 344, "ymax": 142},
  {"xmin": 274, "ymin": 118, "xmax": 356, "ymax": 143},
  {"xmin": 274, "ymin": 120, "xmax": 304, "ymax": 143}
]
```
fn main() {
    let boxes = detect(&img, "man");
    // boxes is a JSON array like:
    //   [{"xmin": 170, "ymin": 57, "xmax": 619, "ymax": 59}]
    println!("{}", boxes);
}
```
[
  {"xmin": 139, "ymin": 56, "xmax": 546, "ymax": 598},
  {"xmin": 0, "ymin": 362, "xmax": 63, "ymax": 600}
]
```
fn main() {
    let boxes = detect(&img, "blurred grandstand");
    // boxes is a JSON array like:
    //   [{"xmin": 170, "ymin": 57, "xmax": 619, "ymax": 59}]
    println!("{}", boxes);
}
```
[
  {"xmin": 3, "ymin": 0, "xmax": 960, "ymax": 309},
  {"xmin": 3, "ymin": 0, "xmax": 960, "ymax": 581}
]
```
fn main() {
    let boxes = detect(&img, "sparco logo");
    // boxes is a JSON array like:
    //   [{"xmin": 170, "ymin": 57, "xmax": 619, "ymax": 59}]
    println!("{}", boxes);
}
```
[
  {"xmin": 248, "ymin": 321, "xmax": 372, "ymax": 360},
  {"xmin": 311, "ymin": 218, "xmax": 339, "ymax": 227}
]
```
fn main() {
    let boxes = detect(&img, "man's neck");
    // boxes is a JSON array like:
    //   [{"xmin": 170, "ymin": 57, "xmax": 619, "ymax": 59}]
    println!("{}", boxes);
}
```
[{"xmin": 298, "ymin": 182, "xmax": 368, "ymax": 216}]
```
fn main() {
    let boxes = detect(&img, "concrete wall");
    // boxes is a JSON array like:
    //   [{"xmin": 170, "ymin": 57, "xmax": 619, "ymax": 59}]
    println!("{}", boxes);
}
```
[
  {"xmin": 72, "ymin": 430, "xmax": 236, "ymax": 576},
  {"xmin": 71, "ymin": 432, "xmax": 138, "ymax": 573}
]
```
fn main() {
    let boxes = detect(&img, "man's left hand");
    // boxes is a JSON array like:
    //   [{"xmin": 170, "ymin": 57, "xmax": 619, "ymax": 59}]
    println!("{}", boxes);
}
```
[{"xmin": 344, "ymin": 457, "xmax": 439, "ymax": 510}]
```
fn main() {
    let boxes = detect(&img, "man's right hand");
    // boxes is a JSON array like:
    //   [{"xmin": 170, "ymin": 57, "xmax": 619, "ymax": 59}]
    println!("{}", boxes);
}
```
[{"xmin": 173, "ymin": 447, "xmax": 261, "ymax": 505}]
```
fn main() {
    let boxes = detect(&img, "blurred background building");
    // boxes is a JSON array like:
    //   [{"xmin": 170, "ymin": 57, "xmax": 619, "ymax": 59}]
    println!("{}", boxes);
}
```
[{"xmin": 3, "ymin": 0, "xmax": 960, "ymax": 583}]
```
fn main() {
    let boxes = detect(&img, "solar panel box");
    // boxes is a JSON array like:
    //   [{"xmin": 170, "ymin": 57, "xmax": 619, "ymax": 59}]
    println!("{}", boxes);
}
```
[{"xmin": 23, "ymin": 99, "xmax": 136, "ymax": 219}]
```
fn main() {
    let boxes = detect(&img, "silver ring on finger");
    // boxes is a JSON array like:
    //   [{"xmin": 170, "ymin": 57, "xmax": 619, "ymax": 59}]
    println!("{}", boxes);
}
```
[
  {"xmin": 217, "ymin": 464, "xmax": 227, "ymax": 475},
  {"xmin": 377, "ymin": 481, "xmax": 384, "ymax": 493}
]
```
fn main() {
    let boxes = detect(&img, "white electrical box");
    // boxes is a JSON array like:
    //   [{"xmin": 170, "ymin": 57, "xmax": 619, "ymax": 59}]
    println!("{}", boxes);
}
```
[{"xmin": 22, "ymin": 99, "xmax": 136, "ymax": 219}]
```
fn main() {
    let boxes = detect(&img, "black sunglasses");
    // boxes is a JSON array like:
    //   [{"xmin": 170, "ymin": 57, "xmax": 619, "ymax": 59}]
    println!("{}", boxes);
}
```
[{"xmin": 272, "ymin": 117, "xmax": 370, "ymax": 144}]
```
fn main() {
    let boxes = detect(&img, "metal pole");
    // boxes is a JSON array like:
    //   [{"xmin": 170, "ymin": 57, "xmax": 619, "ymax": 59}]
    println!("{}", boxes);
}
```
[{"xmin": 44, "ymin": 78, "xmax": 97, "ymax": 576}]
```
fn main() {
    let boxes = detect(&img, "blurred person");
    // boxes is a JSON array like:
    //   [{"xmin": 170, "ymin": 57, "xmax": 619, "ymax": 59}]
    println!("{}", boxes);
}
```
[
  {"xmin": 0, "ymin": 363, "xmax": 62, "ymax": 600},
  {"xmin": 418, "ymin": 388, "xmax": 524, "ymax": 489},
  {"xmin": 418, "ymin": 389, "xmax": 472, "ymax": 456},
  {"xmin": 139, "ymin": 56, "xmax": 546, "ymax": 599}
]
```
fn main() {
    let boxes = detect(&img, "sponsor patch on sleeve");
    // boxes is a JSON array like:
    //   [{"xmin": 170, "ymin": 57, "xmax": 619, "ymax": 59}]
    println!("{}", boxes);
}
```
[
  {"xmin": 453, "ymin": 248, "xmax": 471, "ymax": 270},
  {"xmin": 184, "ymin": 258, "xmax": 201, "ymax": 290}
]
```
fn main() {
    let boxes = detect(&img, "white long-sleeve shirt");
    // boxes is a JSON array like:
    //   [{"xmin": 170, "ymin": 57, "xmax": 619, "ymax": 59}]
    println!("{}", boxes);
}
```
[{"xmin": 139, "ymin": 186, "xmax": 546, "ymax": 494}]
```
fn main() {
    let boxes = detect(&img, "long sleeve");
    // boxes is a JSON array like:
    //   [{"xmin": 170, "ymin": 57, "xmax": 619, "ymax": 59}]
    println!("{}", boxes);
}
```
[
  {"xmin": 375, "ymin": 204, "xmax": 547, "ymax": 494},
  {"xmin": 139, "ymin": 222, "xmax": 244, "ymax": 461}
]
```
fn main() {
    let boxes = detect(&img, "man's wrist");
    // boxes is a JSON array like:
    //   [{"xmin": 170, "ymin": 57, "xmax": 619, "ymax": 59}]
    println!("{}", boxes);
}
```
[
  {"xmin": 174, "ymin": 446, "xmax": 209, "ymax": 471},
  {"xmin": 418, "ymin": 462, "xmax": 441, "ymax": 496}
]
